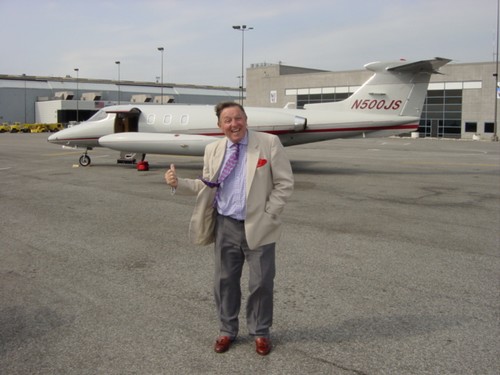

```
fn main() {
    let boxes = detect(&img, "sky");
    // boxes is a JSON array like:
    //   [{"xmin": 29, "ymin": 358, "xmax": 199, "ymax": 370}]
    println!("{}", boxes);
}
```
[{"xmin": 0, "ymin": 0, "xmax": 497, "ymax": 87}]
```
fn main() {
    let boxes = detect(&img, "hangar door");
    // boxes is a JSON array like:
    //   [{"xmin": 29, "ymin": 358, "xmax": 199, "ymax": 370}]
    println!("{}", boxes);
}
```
[{"xmin": 113, "ymin": 108, "xmax": 141, "ymax": 133}]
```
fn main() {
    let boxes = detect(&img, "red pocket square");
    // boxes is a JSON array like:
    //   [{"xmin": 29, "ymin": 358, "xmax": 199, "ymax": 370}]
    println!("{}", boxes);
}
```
[{"xmin": 257, "ymin": 158, "xmax": 267, "ymax": 168}]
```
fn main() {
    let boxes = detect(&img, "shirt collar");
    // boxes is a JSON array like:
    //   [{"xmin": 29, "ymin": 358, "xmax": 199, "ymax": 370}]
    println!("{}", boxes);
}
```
[{"xmin": 227, "ymin": 131, "xmax": 248, "ymax": 149}]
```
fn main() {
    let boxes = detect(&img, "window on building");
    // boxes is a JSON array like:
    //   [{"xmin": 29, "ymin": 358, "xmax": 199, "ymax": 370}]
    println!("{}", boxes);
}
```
[
  {"xmin": 296, "ymin": 86, "xmax": 465, "ymax": 139},
  {"xmin": 484, "ymin": 122, "xmax": 494, "ymax": 133},
  {"xmin": 465, "ymin": 122, "xmax": 477, "ymax": 132},
  {"xmin": 420, "ymin": 89, "xmax": 463, "ymax": 138},
  {"xmin": 418, "ymin": 119, "xmax": 431, "ymax": 136},
  {"xmin": 444, "ymin": 120, "xmax": 462, "ymax": 135},
  {"xmin": 297, "ymin": 92, "xmax": 352, "ymax": 108}
]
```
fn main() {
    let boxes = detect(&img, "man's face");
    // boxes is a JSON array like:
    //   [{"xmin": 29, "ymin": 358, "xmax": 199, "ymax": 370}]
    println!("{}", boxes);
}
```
[{"xmin": 218, "ymin": 106, "xmax": 248, "ymax": 144}]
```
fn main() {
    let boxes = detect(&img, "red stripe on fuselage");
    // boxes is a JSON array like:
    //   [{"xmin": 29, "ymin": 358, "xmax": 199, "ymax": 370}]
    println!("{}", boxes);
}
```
[{"xmin": 199, "ymin": 124, "xmax": 418, "ymax": 136}]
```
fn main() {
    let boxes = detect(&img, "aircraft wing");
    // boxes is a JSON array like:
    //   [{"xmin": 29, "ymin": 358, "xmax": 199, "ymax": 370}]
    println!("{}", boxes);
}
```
[{"xmin": 99, "ymin": 132, "xmax": 220, "ymax": 156}]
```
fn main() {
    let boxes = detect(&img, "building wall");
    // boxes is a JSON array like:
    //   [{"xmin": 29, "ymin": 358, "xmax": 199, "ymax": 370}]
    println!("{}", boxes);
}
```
[
  {"xmin": 246, "ymin": 60, "xmax": 499, "ymax": 139},
  {"xmin": 35, "ymin": 100, "xmax": 110, "ymax": 124},
  {"xmin": 0, "ymin": 85, "xmax": 38, "ymax": 124},
  {"xmin": 0, "ymin": 76, "xmax": 240, "ymax": 124}
]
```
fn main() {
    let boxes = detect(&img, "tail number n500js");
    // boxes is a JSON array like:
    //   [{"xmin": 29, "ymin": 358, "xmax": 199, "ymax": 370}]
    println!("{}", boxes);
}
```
[{"xmin": 351, "ymin": 99, "xmax": 402, "ymax": 110}]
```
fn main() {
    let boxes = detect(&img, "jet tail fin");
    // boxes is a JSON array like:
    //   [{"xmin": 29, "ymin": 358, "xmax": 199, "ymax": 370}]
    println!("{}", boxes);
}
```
[{"xmin": 305, "ymin": 57, "xmax": 451, "ymax": 118}]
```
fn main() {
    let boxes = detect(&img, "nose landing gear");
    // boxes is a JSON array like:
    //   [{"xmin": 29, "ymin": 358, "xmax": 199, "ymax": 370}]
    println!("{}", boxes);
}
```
[{"xmin": 79, "ymin": 148, "xmax": 92, "ymax": 166}]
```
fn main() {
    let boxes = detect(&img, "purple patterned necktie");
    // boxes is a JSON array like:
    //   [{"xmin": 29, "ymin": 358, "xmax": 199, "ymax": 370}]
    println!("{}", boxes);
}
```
[
  {"xmin": 198, "ymin": 143, "xmax": 240, "ymax": 189},
  {"xmin": 218, "ymin": 143, "xmax": 240, "ymax": 184}
]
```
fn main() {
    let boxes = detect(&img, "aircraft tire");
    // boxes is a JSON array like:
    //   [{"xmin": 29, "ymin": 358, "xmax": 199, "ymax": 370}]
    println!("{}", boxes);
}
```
[{"xmin": 79, "ymin": 154, "xmax": 91, "ymax": 167}]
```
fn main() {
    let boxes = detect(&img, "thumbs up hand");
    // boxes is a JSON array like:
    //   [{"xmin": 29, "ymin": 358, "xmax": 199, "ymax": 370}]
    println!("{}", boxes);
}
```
[{"xmin": 165, "ymin": 163, "xmax": 178, "ymax": 188}]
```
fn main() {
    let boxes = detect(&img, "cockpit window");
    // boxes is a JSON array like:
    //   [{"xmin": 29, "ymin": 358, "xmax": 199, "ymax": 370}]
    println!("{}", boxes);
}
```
[{"xmin": 86, "ymin": 109, "xmax": 109, "ymax": 122}]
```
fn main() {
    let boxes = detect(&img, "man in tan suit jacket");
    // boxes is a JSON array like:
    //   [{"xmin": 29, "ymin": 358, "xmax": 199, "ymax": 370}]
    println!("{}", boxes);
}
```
[{"xmin": 165, "ymin": 102, "xmax": 293, "ymax": 355}]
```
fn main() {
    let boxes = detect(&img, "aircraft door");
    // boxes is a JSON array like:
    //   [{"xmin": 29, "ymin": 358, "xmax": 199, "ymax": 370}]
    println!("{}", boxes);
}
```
[{"xmin": 113, "ymin": 108, "xmax": 141, "ymax": 133}]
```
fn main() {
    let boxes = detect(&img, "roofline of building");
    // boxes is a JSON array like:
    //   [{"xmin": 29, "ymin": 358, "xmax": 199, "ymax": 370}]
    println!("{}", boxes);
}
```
[
  {"xmin": 249, "ymin": 59, "xmax": 497, "ymax": 76},
  {"xmin": 0, "ymin": 73, "xmax": 239, "ymax": 92}
]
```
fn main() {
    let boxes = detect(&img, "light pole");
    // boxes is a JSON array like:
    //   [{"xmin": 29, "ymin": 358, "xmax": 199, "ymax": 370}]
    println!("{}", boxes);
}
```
[
  {"xmin": 74, "ymin": 68, "xmax": 79, "ymax": 122},
  {"xmin": 493, "ymin": 0, "xmax": 499, "ymax": 141},
  {"xmin": 115, "ymin": 61, "xmax": 121, "ymax": 104},
  {"xmin": 237, "ymin": 75, "xmax": 242, "ymax": 103},
  {"xmin": 22, "ymin": 73, "xmax": 27, "ymax": 124},
  {"xmin": 158, "ymin": 47, "xmax": 164, "ymax": 104},
  {"xmin": 232, "ymin": 25, "xmax": 253, "ymax": 105}
]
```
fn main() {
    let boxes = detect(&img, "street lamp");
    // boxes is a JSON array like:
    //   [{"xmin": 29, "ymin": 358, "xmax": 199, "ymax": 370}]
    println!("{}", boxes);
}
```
[
  {"xmin": 158, "ymin": 47, "xmax": 164, "ymax": 104},
  {"xmin": 22, "ymin": 73, "xmax": 27, "ymax": 124},
  {"xmin": 115, "ymin": 61, "xmax": 121, "ymax": 104},
  {"xmin": 493, "ymin": 0, "xmax": 499, "ymax": 141},
  {"xmin": 237, "ymin": 75, "xmax": 243, "ymax": 102},
  {"xmin": 232, "ymin": 25, "xmax": 253, "ymax": 104},
  {"xmin": 74, "ymin": 68, "xmax": 79, "ymax": 122}
]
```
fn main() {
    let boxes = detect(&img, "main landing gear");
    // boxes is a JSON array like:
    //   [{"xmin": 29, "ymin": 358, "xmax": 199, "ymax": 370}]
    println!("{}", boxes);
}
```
[
  {"xmin": 77, "ymin": 149, "xmax": 147, "ymax": 169},
  {"xmin": 79, "ymin": 148, "xmax": 92, "ymax": 167}
]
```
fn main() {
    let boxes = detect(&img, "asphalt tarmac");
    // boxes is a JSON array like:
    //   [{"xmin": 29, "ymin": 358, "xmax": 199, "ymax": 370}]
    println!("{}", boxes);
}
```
[{"xmin": 1, "ymin": 133, "xmax": 499, "ymax": 375}]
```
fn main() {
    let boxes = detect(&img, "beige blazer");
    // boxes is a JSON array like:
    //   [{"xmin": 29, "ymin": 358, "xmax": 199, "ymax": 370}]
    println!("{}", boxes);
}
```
[{"xmin": 175, "ymin": 130, "xmax": 294, "ymax": 250}]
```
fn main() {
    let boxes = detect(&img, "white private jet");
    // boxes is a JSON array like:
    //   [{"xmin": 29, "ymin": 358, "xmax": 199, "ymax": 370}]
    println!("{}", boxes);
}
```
[{"xmin": 48, "ymin": 57, "xmax": 450, "ymax": 166}]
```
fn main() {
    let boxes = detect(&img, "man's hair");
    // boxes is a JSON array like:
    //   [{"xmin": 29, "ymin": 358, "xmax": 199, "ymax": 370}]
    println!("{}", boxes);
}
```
[{"xmin": 214, "ymin": 102, "xmax": 246, "ymax": 121}]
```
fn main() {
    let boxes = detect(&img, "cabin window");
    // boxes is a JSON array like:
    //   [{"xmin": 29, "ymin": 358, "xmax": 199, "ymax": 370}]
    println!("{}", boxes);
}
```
[
  {"xmin": 181, "ymin": 114, "xmax": 189, "ymax": 125},
  {"xmin": 163, "ymin": 114, "xmax": 172, "ymax": 125},
  {"xmin": 147, "ymin": 114, "xmax": 155, "ymax": 125},
  {"xmin": 87, "ymin": 109, "xmax": 108, "ymax": 122}
]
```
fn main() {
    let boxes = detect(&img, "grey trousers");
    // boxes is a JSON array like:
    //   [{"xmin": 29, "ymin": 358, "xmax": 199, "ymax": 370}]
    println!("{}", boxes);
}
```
[{"xmin": 214, "ymin": 214, "xmax": 276, "ymax": 338}]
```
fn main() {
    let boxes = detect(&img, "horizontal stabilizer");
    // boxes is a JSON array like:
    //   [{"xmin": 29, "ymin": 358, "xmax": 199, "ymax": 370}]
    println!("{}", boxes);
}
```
[{"xmin": 387, "ymin": 57, "xmax": 451, "ymax": 74}]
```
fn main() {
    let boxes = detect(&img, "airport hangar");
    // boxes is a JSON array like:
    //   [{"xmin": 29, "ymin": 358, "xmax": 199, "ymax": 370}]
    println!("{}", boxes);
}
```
[
  {"xmin": 0, "ymin": 60, "xmax": 498, "ymax": 140},
  {"xmin": 0, "ymin": 76, "xmax": 240, "ymax": 126}
]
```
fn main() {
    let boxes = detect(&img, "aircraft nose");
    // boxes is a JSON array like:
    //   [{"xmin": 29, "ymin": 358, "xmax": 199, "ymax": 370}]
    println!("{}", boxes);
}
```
[
  {"xmin": 47, "ymin": 131, "xmax": 66, "ymax": 144},
  {"xmin": 47, "ymin": 133, "xmax": 57, "ymax": 143}
]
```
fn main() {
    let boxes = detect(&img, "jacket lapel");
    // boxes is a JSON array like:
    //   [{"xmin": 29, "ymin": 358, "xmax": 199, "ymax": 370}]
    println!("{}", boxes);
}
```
[
  {"xmin": 210, "ymin": 138, "xmax": 227, "ymax": 181},
  {"xmin": 246, "ymin": 131, "xmax": 259, "ymax": 197}
]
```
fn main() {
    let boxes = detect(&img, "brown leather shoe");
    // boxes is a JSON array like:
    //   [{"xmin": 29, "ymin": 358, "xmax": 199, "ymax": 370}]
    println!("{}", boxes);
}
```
[
  {"xmin": 255, "ymin": 337, "xmax": 272, "ymax": 355},
  {"xmin": 214, "ymin": 336, "xmax": 234, "ymax": 353}
]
